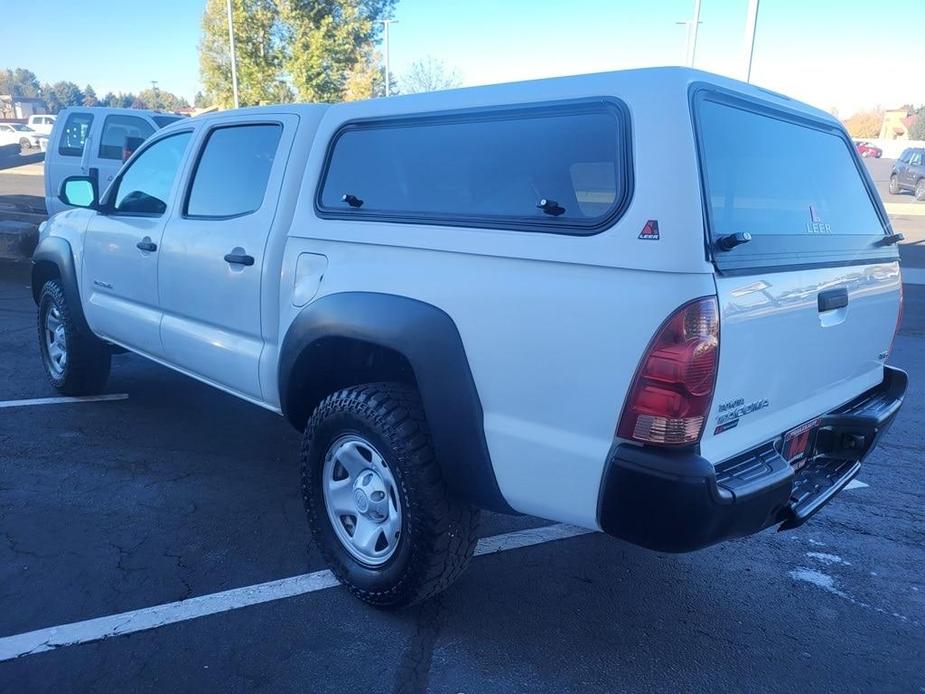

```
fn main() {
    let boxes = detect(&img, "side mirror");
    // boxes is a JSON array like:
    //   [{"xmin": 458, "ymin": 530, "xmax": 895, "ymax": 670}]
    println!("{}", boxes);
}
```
[{"xmin": 59, "ymin": 176, "xmax": 98, "ymax": 209}]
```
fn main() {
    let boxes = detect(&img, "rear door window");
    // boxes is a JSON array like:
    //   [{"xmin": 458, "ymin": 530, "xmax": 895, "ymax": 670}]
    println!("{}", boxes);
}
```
[
  {"xmin": 184, "ymin": 123, "xmax": 282, "ymax": 218},
  {"xmin": 317, "ymin": 100, "xmax": 631, "ymax": 233},
  {"xmin": 694, "ymin": 91, "xmax": 893, "ymax": 272},
  {"xmin": 98, "ymin": 115, "xmax": 155, "ymax": 160},
  {"xmin": 58, "ymin": 112, "xmax": 93, "ymax": 157}
]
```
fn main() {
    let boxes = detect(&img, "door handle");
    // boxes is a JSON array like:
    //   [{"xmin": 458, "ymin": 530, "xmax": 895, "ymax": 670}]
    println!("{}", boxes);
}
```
[
  {"xmin": 818, "ymin": 288, "xmax": 848, "ymax": 312},
  {"xmin": 224, "ymin": 252, "xmax": 254, "ymax": 266},
  {"xmin": 136, "ymin": 237, "xmax": 157, "ymax": 252}
]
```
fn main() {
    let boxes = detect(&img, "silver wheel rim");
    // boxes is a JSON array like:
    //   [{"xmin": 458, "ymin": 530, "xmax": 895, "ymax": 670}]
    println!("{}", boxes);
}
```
[
  {"xmin": 322, "ymin": 434, "xmax": 402, "ymax": 567},
  {"xmin": 44, "ymin": 305, "xmax": 67, "ymax": 377}
]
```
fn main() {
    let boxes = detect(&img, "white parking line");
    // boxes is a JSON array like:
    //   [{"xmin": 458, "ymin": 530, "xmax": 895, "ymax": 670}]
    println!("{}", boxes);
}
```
[
  {"xmin": 0, "ymin": 523, "xmax": 593, "ymax": 662},
  {"xmin": 0, "ymin": 479, "xmax": 876, "ymax": 662},
  {"xmin": 0, "ymin": 394, "xmax": 129, "ymax": 409}
]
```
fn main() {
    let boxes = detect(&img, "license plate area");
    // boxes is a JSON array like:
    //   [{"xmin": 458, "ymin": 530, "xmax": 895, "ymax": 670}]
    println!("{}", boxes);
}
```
[{"xmin": 782, "ymin": 417, "xmax": 821, "ymax": 471}]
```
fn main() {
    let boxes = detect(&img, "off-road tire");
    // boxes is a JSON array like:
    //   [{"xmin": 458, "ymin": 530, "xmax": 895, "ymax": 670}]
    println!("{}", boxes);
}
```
[
  {"xmin": 889, "ymin": 175, "xmax": 900, "ymax": 195},
  {"xmin": 301, "ymin": 382, "xmax": 480, "ymax": 608},
  {"xmin": 37, "ymin": 279, "xmax": 111, "ymax": 395}
]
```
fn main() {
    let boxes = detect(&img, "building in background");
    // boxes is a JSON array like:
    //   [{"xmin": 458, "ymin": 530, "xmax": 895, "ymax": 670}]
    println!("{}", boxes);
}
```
[
  {"xmin": 879, "ymin": 108, "xmax": 915, "ymax": 141},
  {"xmin": 0, "ymin": 95, "xmax": 48, "ymax": 120}
]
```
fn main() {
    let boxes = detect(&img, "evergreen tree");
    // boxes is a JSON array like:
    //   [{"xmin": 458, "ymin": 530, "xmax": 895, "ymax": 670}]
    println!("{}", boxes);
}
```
[{"xmin": 82, "ymin": 85, "xmax": 98, "ymax": 107}]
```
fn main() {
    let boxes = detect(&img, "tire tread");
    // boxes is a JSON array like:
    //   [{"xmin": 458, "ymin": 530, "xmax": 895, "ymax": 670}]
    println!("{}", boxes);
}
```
[
  {"xmin": 301, "ymin": 382, "xmax": 480, "ymax": 607},
  {"xmin": 37, "ymin": 279, "xmax": 111, "ymax": 395}
]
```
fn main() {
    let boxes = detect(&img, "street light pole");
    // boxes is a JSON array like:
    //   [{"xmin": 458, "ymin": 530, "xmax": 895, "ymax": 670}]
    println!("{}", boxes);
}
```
[
  {"xmin": 686, "ymin": 0, "xmax": 702, "ymax": 68},
  {"xmin": 675, "ymin": 0, "xmax": 703, "ymax": 68},
  {"xmin": 150, "ymin": 80, "xmax": 159, "ymax": 110},
  {"xmin": 226, "ymin": 0, "xmax": 240, "ymax": 108},
  {"xmin": 743, "ymin": 0, "xmax": 761, "ymax": 83},
  {"xmin": 378, "ymin": 19, "xmax": 399, "ymax": 97}
]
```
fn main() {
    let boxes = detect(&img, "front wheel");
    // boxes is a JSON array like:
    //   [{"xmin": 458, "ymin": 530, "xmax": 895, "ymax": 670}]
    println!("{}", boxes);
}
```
[
  {"xmin": 18, "ymin": 138, "xmax": 30, "ymax": 151},
  {"xmin": 889, "ymin": 175, "xmax": 900, "ymax": 195},
  {"xmin": 37, "ymin": 279, "xmax": 111, "ymax": 394},
  {"xmin": 916, "ymin": 179, "xmax": 925, "ymax": 202},
  {"xmin": 301, "ymin": 383, "xmax": 480, "ymax": 607}
]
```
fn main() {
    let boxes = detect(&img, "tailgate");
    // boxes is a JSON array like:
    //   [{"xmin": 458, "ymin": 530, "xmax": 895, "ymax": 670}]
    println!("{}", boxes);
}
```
[
  {"xmin": 691, "ymin": 89, "xmax": 902, "ymax": 463},
  {"xmin": 702, "ymin": 263, "xmax": 901, "ymax": 463}
]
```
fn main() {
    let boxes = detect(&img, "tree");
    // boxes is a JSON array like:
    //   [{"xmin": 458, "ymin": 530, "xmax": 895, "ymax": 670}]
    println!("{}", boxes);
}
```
[
  {"xmin": 909, "ymin": 106, "xmax": 925, "ymax": 141},
  {"xmin": 43, "ymin": 81, "xmax": 84, "ymax": 114},
  {"xmin": 342, "ymin": 49, "xmax": 389, "ymax": 101},
  {"xmin": 82, "ymin": 85, "xmax": 99, "ymax": 107},
  {"xmin": 282, "ymin": 0, "xmax": 397, "ymax": 103},
  {"xmin": 198, "ymin": 0, "xmax": 396, "ymax": 106},
  {"xmin": 100, "ymin": 92, "xmax": 139, "ymax": 108},
  {"xmin": 137, "ymin": 88, "xmax": 190, "ymax": 111},
  {"xmin": 842, "ymin": 109, "xmax": 883, "ymax": 139},
  {"xmin": 0, "ymin": 68, "xmax": 42, "ymax": 97},
  {"xmin": 400, "ymin": 56, "xmax": 462, "ymax": 94},
  {"xmin": 265, "ymin": 79, "xmax": 295, "ymax": 104},
  {"xmin": 194, "ymin": 91, "xmax": 212, "ymax": 108},
  {"xmin": 200, "ymin": 0, "xmax": 290, "ymax": 107}
]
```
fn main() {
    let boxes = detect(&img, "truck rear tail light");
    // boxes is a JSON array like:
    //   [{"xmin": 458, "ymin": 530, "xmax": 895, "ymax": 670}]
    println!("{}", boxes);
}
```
[{"xmin": 617, "ymin": 297, "xmax": 720, "ymax": 446}]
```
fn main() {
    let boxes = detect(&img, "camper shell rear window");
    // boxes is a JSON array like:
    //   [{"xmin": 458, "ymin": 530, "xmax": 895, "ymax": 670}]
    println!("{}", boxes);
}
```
[{"xmin": 691, "ymin": 87, "xmax": 896, "ymax": 274}]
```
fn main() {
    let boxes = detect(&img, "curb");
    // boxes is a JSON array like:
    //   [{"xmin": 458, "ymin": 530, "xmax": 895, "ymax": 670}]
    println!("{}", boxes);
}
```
[{"xmin": 884, "ymin": 202, "xmax": 925, "ymax": 216}]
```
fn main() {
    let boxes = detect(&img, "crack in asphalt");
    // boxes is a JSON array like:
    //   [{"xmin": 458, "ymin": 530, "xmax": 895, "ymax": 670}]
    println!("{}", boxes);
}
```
[{"xmin": 392, "ymin": 596, "xmax": 446, "ymax": 694}]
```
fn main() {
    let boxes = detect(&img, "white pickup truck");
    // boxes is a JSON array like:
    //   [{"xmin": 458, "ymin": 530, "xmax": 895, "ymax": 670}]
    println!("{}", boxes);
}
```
[{"xmin": 32, "ymin": 68, "xmax": 906, "ymax": 607}]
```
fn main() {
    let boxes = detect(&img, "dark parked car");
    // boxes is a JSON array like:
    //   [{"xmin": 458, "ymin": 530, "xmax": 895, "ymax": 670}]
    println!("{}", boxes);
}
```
[
  {"xmin": 890, "ymin": 148, "xmax": 925, "ymax": 201},
  {"xmin": 855, "ymin": 141, "xmax": 882, "ymax": 158}
]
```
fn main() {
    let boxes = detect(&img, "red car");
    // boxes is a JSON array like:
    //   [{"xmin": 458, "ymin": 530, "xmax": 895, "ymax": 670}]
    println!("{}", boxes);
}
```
[{"xmin": 855, "ymin": 141, "xmax": 883, "ymax": 158}]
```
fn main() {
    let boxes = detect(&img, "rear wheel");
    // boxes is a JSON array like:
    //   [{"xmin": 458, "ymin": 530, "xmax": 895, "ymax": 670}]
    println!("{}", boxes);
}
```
[
  {"xmin": 301, "ymin": 382, "xmax": 480, "ymax": 607},
  {"xmin": 889, "ymin": 175, "xmax": 900, "ymax": 195},
  {"xmin": 37, "ymin": 279, "xmax": 111, "ymax": 394},
  {"xmin": 915, "ymin": 179, "xmax": 925, "ymax": 202}
]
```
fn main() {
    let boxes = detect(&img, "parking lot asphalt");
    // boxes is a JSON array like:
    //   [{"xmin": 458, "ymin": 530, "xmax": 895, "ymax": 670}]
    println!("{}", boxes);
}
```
[{"xmin": 0, "ymin": 260, "xmax": 923, "ymax": 693}]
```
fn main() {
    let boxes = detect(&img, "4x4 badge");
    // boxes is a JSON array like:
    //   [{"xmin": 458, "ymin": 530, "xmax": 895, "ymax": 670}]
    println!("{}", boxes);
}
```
[{"xmin": 638, "ymin": 220, "xmax": 660, "ymax": 240}]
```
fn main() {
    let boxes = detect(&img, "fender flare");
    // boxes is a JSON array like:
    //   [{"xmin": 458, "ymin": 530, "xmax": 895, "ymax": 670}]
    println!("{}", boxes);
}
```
[
  {"xmin": 31, "ymin": 236, "xmax": 92, "ymax": 335},
  {"xmin": 279, "ymin": 292, "xmax": 513, "ymax": 513}
]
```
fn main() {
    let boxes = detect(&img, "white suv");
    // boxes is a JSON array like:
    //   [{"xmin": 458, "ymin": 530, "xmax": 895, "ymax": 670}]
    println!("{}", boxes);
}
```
[{"xmin": 32, "ymin": 68, "xmax": 906, "ymax": 607}]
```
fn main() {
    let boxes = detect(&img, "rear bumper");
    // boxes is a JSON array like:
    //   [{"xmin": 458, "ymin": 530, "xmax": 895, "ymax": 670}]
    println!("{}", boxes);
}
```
[{"xmin": 598, "ymin": 366, "xmax": 907, "ymax": 552}]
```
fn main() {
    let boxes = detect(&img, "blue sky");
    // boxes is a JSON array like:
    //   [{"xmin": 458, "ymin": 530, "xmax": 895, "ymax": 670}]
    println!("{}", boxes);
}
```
[{"xmin": 4, "ymin": 0, "xmax": 923, "ymax": 115}]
